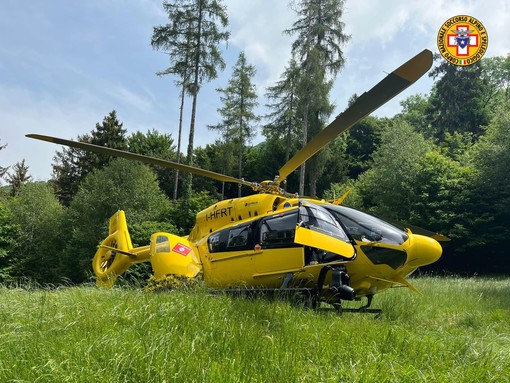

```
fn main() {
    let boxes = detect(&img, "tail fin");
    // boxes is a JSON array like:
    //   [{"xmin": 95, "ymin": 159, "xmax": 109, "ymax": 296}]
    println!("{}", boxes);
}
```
[{"xmin": 92, "ymin": 211, "xmax": 150, "ymax": 288}]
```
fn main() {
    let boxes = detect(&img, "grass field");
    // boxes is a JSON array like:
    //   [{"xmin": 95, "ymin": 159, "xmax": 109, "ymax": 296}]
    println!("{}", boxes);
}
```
[{"xmin": 0, "ymin": 276, "xmax": 509, "ymax": 382}]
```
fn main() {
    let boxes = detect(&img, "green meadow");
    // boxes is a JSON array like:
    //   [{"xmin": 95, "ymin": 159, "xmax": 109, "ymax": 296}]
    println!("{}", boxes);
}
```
[{"xmin": 0, "ymin": 277, "xmax": 509, "ymax": 382}]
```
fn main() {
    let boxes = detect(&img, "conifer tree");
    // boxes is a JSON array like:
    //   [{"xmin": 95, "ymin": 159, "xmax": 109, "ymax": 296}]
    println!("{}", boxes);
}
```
[
  {"xmin": 264, "ymin": 57, "xmax": 302, "ymax": 166},
  {"xmin": 285, "ymin": 0, "xmax": 350, "ymax": 196},
  {"xmin": 152, "ymin": 0, "xmax": 229, "ymax": 198},
  {"xmin": 209, "ymin": 52, "xmax": 259, "ymax": 197},
  {"xmin": 51, "ymin": 110, "xmax": 127, "ymax": 205},
  {"xmin": 426, "ymin": 60, "xmax": 489, "ymax": 141},
  {"xmin": 86, "ymin": 110, "xmax": 128, "ymax": 170},
  {"xmin": 152, "ymin": 11, "xmax": 194, "ymax": 200},
  {"xmin": 6, "ymin": 159, "xmax": 32, "ymax": 197}
]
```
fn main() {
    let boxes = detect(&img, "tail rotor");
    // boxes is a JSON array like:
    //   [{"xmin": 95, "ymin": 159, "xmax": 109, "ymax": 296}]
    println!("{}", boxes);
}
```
[{"xmin": 92, "ymin": 211, "xmax": 150, "ymax": 287}]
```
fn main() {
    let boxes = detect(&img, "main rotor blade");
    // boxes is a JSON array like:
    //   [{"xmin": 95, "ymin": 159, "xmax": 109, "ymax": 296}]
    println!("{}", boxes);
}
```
[
  {"xmin": 26, "ymin": 134, "xmax": 253, "ymax": 187},
  {"xmin": 277, "ymin": 49, "xmax": 433, "ymax": 183}
]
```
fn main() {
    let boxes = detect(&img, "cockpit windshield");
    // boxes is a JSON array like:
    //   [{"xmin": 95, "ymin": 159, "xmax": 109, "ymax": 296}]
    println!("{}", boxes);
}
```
[
  {"xmin": 298, "ymin": 202, "xmax": 350, "ymax": 242},
  {"xmin": 324, "ymin": 205, "xmax": 409, "ymax": 246}
]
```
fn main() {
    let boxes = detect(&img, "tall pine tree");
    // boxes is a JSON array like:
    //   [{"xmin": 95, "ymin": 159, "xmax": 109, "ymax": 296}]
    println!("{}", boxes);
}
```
[
  {"xmin": 285, "ymin": 0, "xmax": 350, "ymax": 196},
  {"xmin": 426, "ymin": 59, "xmax": 489, "ymax": 142},
  {"xmin": 152, "ymin": 0, "xmax": 229, "ymax": 198},
  {"xmin": 152, "ymin": 7, "xmax": 195, "ymax": 200},
  {"xmin": 264, "ymin": 57, "xmax": 302, "ymax": 166},
  {"xmin": 209, "ymin": 52, "xmax": 259, "ymax": 197}
]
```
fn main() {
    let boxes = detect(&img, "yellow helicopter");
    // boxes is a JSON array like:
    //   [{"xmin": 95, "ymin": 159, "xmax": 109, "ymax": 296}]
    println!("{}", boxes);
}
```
[{"xmin": 28, "ymin": 49, "xmax": 445, "ymax": 312}]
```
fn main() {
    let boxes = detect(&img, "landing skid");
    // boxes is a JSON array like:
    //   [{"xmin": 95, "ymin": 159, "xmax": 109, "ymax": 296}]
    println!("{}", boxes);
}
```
[
  {"xmin": 340, "ymin": 296, "xmax": 382, "ymax": 315},
  {"xmin": 211, "ymin": 269, "xmax": 383, "ymax": 315},
  {"xmin": 212, "ymin": 289, "xmax": 382, "ymax": 315}
]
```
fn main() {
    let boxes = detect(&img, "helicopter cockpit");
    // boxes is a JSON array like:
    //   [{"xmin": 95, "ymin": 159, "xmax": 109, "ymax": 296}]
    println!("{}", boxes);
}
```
[
  {"xmin": 324, "ymin": 205, "xmax": 409, "ymax": 246},
  {"xmin": 298, "ymin": 202, "xmax": 351, "ymax": 242}
]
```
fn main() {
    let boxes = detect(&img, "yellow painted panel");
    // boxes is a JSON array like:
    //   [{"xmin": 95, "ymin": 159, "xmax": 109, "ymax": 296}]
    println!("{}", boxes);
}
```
[
  {"xmin": 150, "ymin": 233, "xmax": 202, "ymax": 279},
  {"xmin": 294, "ymin": 226, "xmax": 355, "ymax": 259}
]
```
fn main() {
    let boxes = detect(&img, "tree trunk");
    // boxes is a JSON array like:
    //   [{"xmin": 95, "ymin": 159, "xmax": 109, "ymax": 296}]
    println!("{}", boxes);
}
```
[
  {"xmin": 185, "ymin": 3, "xmax": 203, "ymax": 200},
  {"xmin": 308, "ymin": 111, "xmax": 321, "ymax": 197},
  {"xmin": 309, "ymin": 157, "xmax": 318, "ymax": 198},
  {"xmin": 299, "ymin": 104, "xmax": 309, "ymax": 196},
  {"xmin": 173, "ymin": 83, "xmax": 186, "ymax": 200}
]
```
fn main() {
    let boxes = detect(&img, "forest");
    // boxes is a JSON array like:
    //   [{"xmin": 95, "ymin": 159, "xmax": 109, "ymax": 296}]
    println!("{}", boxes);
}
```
[{"xmin": 1, "ymin": 0, "xmax": 510, "ymax": 285}]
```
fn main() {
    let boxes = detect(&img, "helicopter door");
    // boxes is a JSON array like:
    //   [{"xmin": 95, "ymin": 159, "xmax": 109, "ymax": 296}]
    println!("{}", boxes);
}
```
[
  {"xmin": 205, "ymin": 222, "xmax": 258, "ymax": 286},
  {"xmin": 295, "ymin": 201, "xmax": 356, "ymax": 259},
  {"xmin": 255, "ymin": 211, "xmax": 304, "ymax": 275}
]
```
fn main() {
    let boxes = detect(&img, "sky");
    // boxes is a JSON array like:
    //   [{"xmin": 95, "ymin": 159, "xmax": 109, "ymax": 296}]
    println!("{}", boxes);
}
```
[{"xmin": 1, "ymin": 0, "xmax": 509, "ymax": 182}]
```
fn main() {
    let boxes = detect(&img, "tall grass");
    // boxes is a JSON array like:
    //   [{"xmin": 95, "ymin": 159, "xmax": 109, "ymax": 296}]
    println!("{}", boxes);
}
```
[{"xmin": 0, "ymin": 276, "xmax": 509, "ymax": 382}]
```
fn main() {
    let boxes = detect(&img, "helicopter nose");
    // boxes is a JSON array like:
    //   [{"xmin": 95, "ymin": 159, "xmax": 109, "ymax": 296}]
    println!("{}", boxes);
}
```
[{"xmin": 406, "ymin": 234, "xmax": 442, "ymax": 268}]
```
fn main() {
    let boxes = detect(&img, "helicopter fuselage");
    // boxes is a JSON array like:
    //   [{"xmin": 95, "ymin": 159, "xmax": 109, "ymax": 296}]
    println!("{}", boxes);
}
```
[
  {"xmin": 105, "ymin": 193, "xmax": 442, "ymax": 303},
  {"xmin": 192, "ymin": 195, "xmax": 441, "ymax": 296}
]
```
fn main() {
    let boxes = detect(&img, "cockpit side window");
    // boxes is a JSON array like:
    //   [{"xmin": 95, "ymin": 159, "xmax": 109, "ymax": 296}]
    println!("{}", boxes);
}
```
[{"xmin": 298, "ymin": 203, "xmax": 350, "ymax": 242}]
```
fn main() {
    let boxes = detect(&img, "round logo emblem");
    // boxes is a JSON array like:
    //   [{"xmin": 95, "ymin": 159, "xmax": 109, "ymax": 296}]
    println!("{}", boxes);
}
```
[{"xmin": 437, "ymin": 15, "xmax": 488, "ymax": 66}]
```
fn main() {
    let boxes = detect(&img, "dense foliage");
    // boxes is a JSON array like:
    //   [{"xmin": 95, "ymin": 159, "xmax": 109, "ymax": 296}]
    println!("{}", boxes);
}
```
[{"xmin": 1, "ymin": 1, "xmax": 510, "ymax": 283}]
